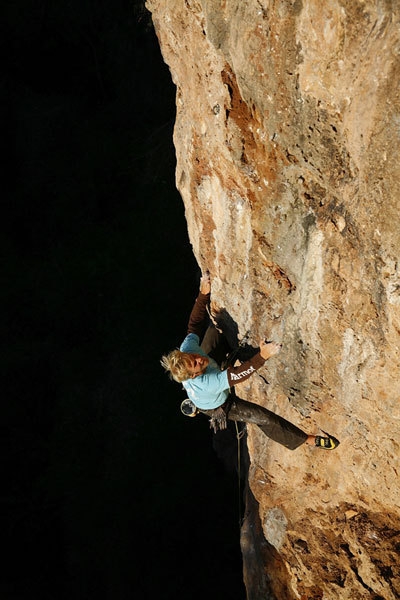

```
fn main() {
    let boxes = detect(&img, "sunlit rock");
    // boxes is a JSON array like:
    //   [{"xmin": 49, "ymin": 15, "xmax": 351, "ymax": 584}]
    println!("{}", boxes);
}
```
[{"xmin": 147, "ymin": 1, "xmax": 400, "ymax": 597}]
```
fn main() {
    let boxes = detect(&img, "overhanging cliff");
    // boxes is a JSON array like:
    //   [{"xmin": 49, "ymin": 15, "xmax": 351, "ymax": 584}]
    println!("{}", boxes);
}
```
[{"xmin": 146, "ymin": 1, "xmax": 400, "ymax": 598}]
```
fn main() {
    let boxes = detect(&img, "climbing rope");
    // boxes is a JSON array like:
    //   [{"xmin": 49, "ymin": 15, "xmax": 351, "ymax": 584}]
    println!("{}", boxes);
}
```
[{"xmin": 234, "ymin": 420, "xmax": 246, "ymax": 527}]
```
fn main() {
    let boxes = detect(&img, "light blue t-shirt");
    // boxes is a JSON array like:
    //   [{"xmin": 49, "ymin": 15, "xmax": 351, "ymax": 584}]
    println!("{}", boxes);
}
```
[{"xmin": 180, "ymin": 333, "xmax": 230, "ymax": 409}]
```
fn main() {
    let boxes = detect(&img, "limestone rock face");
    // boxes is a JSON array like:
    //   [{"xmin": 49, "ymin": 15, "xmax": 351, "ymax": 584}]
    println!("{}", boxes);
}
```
[{"xmin": 146, "ymin": 1, "xmax": 400, "ymax": 598}]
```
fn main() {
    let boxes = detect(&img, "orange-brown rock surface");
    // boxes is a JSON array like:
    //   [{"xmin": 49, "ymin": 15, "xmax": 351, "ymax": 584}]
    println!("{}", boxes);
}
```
[{"xmin": 146, "ymin": 1, "xmax": 400, "ymax": 598}]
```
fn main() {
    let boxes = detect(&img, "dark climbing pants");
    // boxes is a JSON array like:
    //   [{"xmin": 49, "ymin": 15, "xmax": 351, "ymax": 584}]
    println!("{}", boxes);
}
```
[
  {"xmin": 200, "ymin": 324, "xmax": 308, "ymax": 450},
  {"xmin": 226, "ymin": 397, "xmax": 308, "ymax": 450}
]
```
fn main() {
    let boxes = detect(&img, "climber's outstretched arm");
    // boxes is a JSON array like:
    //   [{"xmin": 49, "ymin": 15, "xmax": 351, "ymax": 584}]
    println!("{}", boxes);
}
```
[
  {"xmin": 186, "ymin": 271, "xmax": 211, "ymax": 338},
  {"xmin": 226, "ymin": 340, "xmax": 281, "ymax": 386}
]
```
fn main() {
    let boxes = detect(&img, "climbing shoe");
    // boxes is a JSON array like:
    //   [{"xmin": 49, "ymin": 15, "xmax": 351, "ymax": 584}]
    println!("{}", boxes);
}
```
[{"xmin": 315, "ymin": 432, "xmax": 340, "ymax": 450}]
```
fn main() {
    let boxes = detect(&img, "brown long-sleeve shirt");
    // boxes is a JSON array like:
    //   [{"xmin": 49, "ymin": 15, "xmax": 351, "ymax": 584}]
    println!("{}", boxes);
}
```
[{"xmin": 186, "ymin": 291, "xmax": 266, "ymax": 387}]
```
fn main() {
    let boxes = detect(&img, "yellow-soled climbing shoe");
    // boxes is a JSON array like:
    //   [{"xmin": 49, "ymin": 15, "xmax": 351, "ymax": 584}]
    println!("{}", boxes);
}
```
[{"xmin": 315, "ymin": 431, "xmax": 340, "ymax": 450}]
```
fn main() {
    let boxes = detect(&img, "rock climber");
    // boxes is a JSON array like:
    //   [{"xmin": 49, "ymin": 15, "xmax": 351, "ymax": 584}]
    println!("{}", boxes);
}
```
[{"xmin": 160, "ymin": 270, "xmax": 339, "ymax": 450}]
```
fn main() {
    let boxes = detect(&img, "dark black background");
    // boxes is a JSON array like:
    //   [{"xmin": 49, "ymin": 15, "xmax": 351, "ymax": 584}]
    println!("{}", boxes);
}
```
[{"xmin": 2, "ymin": 1, "xmax": 245, "ymax": 599}]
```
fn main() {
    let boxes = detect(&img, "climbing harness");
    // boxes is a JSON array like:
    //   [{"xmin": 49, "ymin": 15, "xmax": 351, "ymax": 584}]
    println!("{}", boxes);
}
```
[{"xmin": 209, "ymin": 406, "xmax": 227, "ymax": 433}]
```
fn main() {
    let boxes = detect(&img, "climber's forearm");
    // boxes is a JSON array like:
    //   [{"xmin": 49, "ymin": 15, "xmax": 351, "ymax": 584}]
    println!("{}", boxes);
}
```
[
  {"xmin": 226, "ymin": 352, "xmax": 266, "ymax": 386},
  {"xmin": 187, "ymin": 292, "xmax": 210, "ymax": 337}
]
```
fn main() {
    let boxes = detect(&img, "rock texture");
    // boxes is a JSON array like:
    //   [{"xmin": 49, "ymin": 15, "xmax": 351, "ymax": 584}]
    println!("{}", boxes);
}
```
[{"xmin": 146, "ymin": 1, "xmax": 400, "ymax": 598}]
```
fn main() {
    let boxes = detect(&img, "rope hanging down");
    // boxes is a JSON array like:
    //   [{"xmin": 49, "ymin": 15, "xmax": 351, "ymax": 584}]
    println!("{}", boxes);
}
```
[{"xmin": 234, "ymin": 421, "xmax": 246, "ymax": 527}]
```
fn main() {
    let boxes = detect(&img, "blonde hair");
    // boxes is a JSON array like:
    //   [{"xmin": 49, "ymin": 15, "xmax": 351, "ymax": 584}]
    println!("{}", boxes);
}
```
[{"xmin": 160, "ymin": 350, "xmax": 194, "ymax": 383}]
